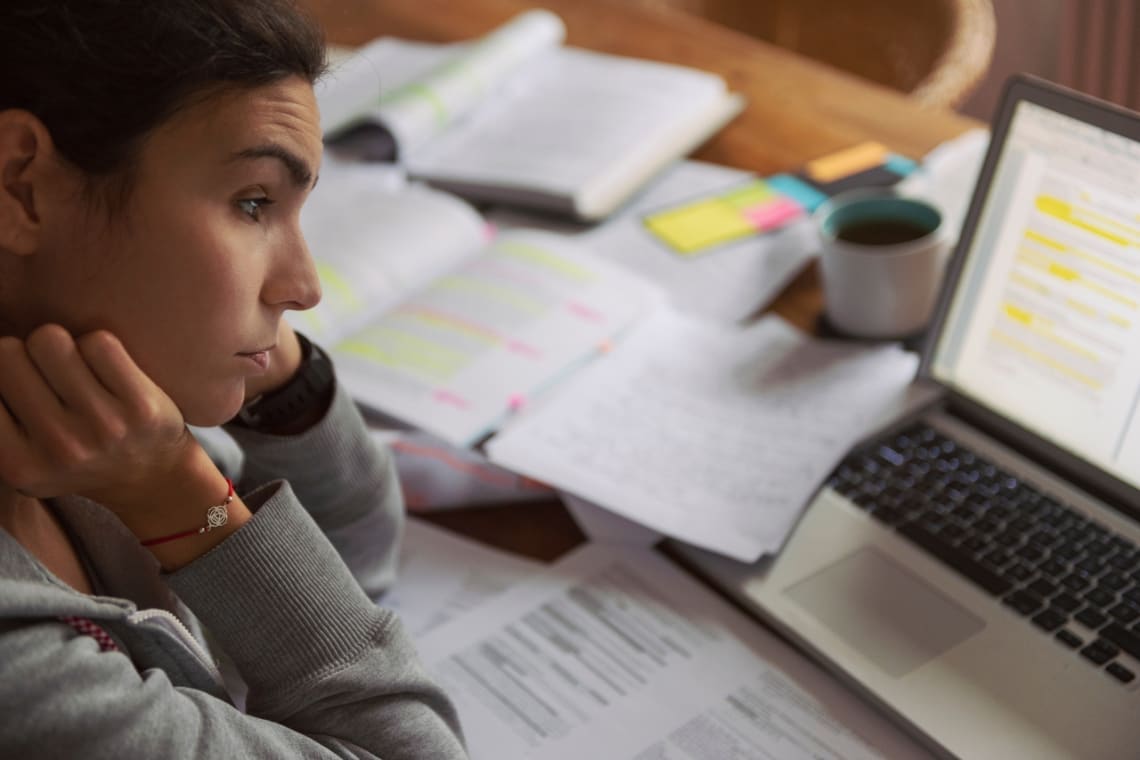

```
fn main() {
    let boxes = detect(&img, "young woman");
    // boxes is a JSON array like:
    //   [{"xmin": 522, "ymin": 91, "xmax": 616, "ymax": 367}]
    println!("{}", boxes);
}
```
[{"xmin": 0, "ymin": 1, "xmax": 467, "ymax": 756}]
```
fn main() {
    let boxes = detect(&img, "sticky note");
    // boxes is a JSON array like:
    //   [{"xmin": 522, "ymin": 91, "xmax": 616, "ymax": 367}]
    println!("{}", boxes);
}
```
[
  {"xmin": 766, "ymin": 174, "xmax": 830, "ymax": 212},
  {"xmin": 722, "ymin": 181, "xmax": 776, "ymax": 209},
  {"xmin": 643, "ymin": 197, "xmax": 758, "ymax": 255},
  {"xmin": 885, "ymin": 153, "xmax": 918, "ymax": 176},
  {"xmin": 805, "ymin": 142, "xmax": 889, "ymax": 183},
  {"xmin": 743, "ymin": 197, "xmax": 804, "ymax": 230}
]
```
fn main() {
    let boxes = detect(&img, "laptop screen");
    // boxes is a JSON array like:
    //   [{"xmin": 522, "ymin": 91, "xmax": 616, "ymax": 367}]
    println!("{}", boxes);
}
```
[{"xmin": 931, "ymin": 98, "xmax": 1140, "ymax": 492}]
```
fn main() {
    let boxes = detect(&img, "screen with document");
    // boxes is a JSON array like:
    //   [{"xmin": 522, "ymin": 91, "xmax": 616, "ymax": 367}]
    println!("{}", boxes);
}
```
[{"xmin": 932, "ymin": 99, "xmax": 1140, "ymax": 491}]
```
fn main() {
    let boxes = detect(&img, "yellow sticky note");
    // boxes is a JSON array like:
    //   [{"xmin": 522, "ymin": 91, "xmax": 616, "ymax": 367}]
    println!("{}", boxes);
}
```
[
  {"xmin": 805, "ymin": 142, "xmax": 889, "ymax": 183},
  {"xmin": 644, "ymin": 199, "xmax": 757, "ymax": 255},
  {"xmin": 722, "ymin": 181, "xmax": 776, "ymax": 209}
]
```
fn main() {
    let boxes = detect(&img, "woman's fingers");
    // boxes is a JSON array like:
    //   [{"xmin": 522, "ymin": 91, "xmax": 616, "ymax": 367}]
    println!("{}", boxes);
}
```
[
  {"xmin": 0, "ymin": 326, "xmax": 186, "ymax": 498},
  {"xmin": 76, "ymin": 330, "xmax": 169, "ymax": 423},
  {"xmin": 0, "ymin": 333, "xmax": 67, "ymax": 434},
  {"xmin": 24, "ymin": 324, "xmax": 117, "ymax": 418}
]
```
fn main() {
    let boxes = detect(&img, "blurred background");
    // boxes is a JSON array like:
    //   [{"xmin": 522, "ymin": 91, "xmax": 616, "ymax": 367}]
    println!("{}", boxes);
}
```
[{"xmin": 632, "ymin": 0, "xmax": 1138, "ymax": 122}]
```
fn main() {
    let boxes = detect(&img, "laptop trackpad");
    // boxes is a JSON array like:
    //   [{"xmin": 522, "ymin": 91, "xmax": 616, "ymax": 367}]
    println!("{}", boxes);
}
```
[{"xmin": 784, "ymin": 547, "xmax": 985, "ymax": 677}]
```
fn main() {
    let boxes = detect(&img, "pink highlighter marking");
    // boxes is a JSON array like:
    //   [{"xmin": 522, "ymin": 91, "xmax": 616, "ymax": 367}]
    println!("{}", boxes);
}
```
[
  {"xmin": 743, "ymin": 197, "xmax": 804, "ymax": 230},
  {"xmin": 433, "ymin": 389, "xmax": 470, "ymax": 409},
  {"xmin": 507, "ymin": 340, "xmax": 541, "ymax": 358},
  {"xmin": 568, "ymin": 302, "xmax": 604, "ymax": 322},
  {"xmin": 483, "ymin": 223, "xmax": 498, "ymax": 243},
  {"xmin": 507, "ymin": 393, "xmax": 527, "ymax": 412}
]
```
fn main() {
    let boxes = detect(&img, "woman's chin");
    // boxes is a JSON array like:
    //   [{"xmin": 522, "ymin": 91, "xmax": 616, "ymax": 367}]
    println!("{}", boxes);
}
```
[{"xmin": 178, "ymin": 387, "xmax": 247, "ymax": 428}]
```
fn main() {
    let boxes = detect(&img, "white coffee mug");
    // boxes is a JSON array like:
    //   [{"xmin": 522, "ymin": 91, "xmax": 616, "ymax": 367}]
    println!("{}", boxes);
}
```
[{"xmin": 815, "ymin": 189, "xmax": 951, "ymax": 340}]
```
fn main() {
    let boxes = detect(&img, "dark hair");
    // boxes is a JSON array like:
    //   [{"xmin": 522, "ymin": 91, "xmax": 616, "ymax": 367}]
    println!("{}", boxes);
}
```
[{"xmin": 1, "ymin": 0, "xmax": 327, "ymax": 206}]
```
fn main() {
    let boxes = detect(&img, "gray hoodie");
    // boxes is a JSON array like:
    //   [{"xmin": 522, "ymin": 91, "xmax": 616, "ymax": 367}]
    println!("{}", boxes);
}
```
[{"xmin": 0, "ymin": 383, "xmax": 468, "ymax": 758}]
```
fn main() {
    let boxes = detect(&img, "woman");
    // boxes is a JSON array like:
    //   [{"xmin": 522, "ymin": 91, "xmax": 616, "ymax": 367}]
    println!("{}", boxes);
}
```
[{"xmin": 0, "ymin": 1, "xmax": 467, "ymax": 757}]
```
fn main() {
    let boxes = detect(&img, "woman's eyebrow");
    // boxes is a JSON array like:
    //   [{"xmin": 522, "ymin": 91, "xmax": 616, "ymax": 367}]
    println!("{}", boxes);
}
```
[{"xmin": 229, "ymin": 143, "xmax": 317, "ymax": 189}]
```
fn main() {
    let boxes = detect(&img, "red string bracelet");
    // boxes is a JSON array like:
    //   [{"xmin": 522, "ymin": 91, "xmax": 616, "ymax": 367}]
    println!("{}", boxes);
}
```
[{"xmin": 140, "ymin": 478, "xmax": 235, "ymax": 547}]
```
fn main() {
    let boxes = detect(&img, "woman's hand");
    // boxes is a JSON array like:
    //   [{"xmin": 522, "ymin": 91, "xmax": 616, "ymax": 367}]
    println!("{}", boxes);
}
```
[{"xmin": 0, "ymin": 325, "xmax": 201, "ymax": 515}]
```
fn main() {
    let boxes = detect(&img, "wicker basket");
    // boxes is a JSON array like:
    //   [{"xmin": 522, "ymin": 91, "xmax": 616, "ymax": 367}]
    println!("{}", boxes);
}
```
[{"xmin": 632, "ymin": 0, "xmax": 997, "ymax": 109}]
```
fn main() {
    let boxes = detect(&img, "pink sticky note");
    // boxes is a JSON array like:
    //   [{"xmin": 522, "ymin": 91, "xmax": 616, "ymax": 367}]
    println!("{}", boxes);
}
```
[{"xmin": 743, "ymin": 197, "xmax": 804, "ymax": 230}]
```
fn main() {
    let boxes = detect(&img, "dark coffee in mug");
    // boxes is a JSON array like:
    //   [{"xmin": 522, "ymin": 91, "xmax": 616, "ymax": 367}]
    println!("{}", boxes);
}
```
[{"xmin": 835, "ymin": 218, "xmax": 933, "ymax": 246}]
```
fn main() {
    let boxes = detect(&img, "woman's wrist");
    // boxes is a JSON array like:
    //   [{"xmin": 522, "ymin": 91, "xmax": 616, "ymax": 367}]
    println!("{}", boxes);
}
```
[{"xmin": 102, "ymin": 439, "xmax": 252, "ymax": 570}]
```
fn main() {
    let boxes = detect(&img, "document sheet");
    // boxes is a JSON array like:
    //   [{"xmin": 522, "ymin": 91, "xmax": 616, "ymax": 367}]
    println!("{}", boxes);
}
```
[
  {"xmin": 487, "ymin": 311, "xmax": 918, "ymax": 561},
  {"xmin": 416, "ymin": 542, "xmax": 932, "ymax": 759},
  {"xmin": 379, "ymin": 518, "xmax": 543, "ymax": 637}
]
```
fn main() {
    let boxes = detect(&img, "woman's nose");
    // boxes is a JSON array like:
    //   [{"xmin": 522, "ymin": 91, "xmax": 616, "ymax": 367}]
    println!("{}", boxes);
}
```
[{"xmin": 263, "ymin": 227, "xmax": 322, "ymax": 311}]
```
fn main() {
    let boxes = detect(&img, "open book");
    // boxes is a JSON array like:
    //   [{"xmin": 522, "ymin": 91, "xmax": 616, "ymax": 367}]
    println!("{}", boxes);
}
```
[
  {"xmin": 291, "ymin": 158, "xmax": 664, "ymax": 446},
  {"xmin": 315, "ymin": 9, "xmax": 744, "ymax": 221}
]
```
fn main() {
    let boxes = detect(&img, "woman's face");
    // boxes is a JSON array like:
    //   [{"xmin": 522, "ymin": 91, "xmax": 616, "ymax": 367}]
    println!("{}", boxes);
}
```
[{"xmin": 22, "ymin": 77, "xmax": 324, "ymax": 426}]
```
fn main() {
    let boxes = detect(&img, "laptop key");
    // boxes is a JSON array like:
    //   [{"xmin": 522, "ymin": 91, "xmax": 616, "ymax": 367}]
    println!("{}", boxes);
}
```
[
  {"xmin": 1003, "ymin": 562, "xmax": 1035, "ymax": 584},
  {"xmin": 1099, "ymin": 572, "xmax": 1130, "ymax": 592},
  {"xmin": 1055, "ymin": 629, "xmax": 1084, "ymax": 649},
  {"xmin": 1051, "ymin": 593, "xmax": 1082, "ymax": 614},
  {"xmin": 1075, "ymin": 607, "xmax": 1109, "ymax": 630},
  {"xmin": 1097, "ymin": 624, "xmax": 1140, "ymax": 662},
  {"xmin": 1031, "ymin": 608, "xmax": 1067, "ymax": 632},
  {"xmin": 1003, "ymin": 590, "xmax": 1044, "ymax": 616},
  {"xmin": 1108, "ymin": 603, "xmax": 1140, "ymax": 624},
  {"xmin": 1085, "ymin": 587, "xmax": 1117, "ymax": 609},
  {"xmin": 1081, "ymin": 640, "xmax": 1119, "ymax": 665},
  {"xmin": 1106, "ymin": 662, "xmax": 1135, "ymax": 684},
  {"xmin": 897, "ymin": 521, "xmax": 1012, "ymax": 596}
]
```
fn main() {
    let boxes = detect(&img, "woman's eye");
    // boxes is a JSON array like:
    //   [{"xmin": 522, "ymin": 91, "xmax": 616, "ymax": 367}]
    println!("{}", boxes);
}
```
[{"xmin": 237, "ymin": 197, "xmax": 274, "ymax": 221}]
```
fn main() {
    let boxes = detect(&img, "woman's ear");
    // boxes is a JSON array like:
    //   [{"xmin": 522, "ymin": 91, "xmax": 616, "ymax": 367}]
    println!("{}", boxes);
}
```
[{"xmin": 0, "ymin": 110, "xmax": 56, "ymax": 256}]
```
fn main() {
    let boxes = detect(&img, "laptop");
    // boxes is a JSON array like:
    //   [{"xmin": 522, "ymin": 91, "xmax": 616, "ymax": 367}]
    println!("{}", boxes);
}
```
[{"xmin": 673, "ymin": 75, "xmax": 1140, "ymax": 759}]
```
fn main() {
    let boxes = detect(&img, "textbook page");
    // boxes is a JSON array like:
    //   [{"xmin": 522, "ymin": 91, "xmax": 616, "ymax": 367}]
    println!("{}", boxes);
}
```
[
  {"xmin": 407, "ymin": 46, "xmax": 742, "ymax": 219},
  {"xmin": 487, "ymin": 311, "xmax": 918, "ymax": 562},
  {"xmin": 332, "ymin": 229, "xmax": 665, "ymax": 447},
  {"xmin": 291, "ymin": 158, "xmax": 488, "ymax": 345},
  {"xmin": 378, "ymin": 518, "xmax": 542, "ymax": 638},
  {"xmin": 416, "ymin": 542, "xmax": 933, "ymax": 759},
  {"xmin": 576, "ymin": 160, "xmax": 818, "ymax": 323},
  {"xmin": 317, "ymin": 11, "xmax": 564, "ymax": 151}
]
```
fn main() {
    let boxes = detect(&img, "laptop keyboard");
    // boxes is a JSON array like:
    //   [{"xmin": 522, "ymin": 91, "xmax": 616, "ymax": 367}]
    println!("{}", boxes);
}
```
[{"xmin": 827, "ymin": 420, "xmax": 1140, "ymax": 686}]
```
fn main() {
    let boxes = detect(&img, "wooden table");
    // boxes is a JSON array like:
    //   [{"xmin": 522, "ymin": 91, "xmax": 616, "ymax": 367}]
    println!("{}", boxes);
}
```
[{"xmin": 303, "ymin": 0, "xmax": 984, "ymax": 560}]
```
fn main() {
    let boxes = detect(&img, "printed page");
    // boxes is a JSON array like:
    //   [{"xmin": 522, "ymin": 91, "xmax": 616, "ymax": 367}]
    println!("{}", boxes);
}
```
[
  {"xmin": 378, "ymin": 518, "xmax": 542, "ymax": 638},
  {"xmin": 332, "ymin": 229, "xmax": 665, "ymax": 446},
  {"xmin": 288, "ymin": 158, "xmax": 488, "ymax": 345},
  {"xmin": 405, "ymin": 47, "xmax": 738, "ymax": 219},
  {"xmin": 416, "ymin": 542, "xmax": 933, "ymax": 759},
  {"xmin": 315, "ymin": 10, "xmax": 564, "ymax": 152},
  {"xmin": 577, "ymin": 160, "xmax": 818, "ymax": 323},
  {"xmin": 487, "ymin": 311, "xmax": 918, "ymax": 562},
  {"xmin": 315, "ymin": 38, "xmax": 456, "ymax": 136}
]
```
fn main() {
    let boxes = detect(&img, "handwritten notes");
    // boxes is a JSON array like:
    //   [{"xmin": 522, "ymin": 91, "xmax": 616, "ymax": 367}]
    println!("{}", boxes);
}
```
[{"xmin": 486, "ymin": 311, "xmax": 918, "ymax": 561}]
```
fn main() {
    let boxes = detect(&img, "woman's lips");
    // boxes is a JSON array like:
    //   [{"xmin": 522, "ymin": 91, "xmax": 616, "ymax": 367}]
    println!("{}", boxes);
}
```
[{"xmin": 240, "ymin": 351, "xmax": 271, "ymax": 370}]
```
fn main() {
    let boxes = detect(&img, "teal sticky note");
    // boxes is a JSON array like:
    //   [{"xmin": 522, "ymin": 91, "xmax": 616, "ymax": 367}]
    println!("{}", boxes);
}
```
[
  {"xmin": 767, "ymin": 173, "xmax": 830, "ymax": 212},
  {"xmin": 885, "ymin": 153, "xmax": 919, "ymax": 176}
]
